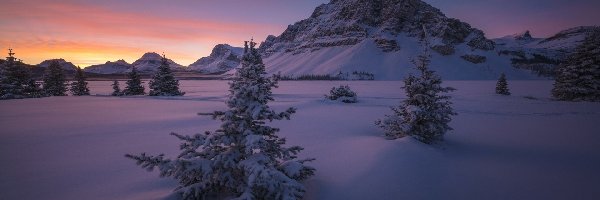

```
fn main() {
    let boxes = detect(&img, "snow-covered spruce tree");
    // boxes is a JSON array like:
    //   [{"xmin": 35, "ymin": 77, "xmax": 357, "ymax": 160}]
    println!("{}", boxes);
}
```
[
  {"xmin": 495, "ymin": 73, "xmax": 510, "ymax": 95},
  {"xmin": 325, "ymin": 85, "xmax": 357, "ymax": 103},
  {"xmin": 126, "ymin": 40, "xmax": 315, "ymax": 199},
  {"xmin": 375, "ymin": 50, "xmax": 456, "ymax": 144},
  {"xmin": 552, "ymin": 30, "xmax": 600, "ymax": 101},
  {"xmin": 70, "ymin": 66, "xmax": 90, "ymax": 96},
  {"xmin": 123, "ymin": 66, "xmax": 145, "ymax": 95},
  {"xmin": 1, "ymin": 49, "xmax": 44, "ymax": 99},
  {"xmin": 111, "ymin": 80, "xmax": 122, "ymax": 96},
  {"xmin": 148, "ymin": 54, "xmax": 184, "ymax": 96},
  {"xmin": 43, "ymin": 60, "xmax": 68, "ymax": 96}
]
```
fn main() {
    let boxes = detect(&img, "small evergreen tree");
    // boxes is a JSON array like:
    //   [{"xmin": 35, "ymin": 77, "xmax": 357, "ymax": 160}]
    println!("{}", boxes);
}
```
[
  {"xmin": 552, "ymin": 30, "xmax": 600, "ymax": 101},
  {"xmin": 376, "ymin": 50, "xmax": 456, "ymax": 144},
  {"xmin": 1, "ymin": 49, "xmax": 44, "ymax": 99},
  {"xmin": 126, "ymin": 40, "xmax": 315, "ymax": 199},
  {"xmin": 325, "ymin": 85, "xmax": 357, "ymax": 103},
  {"xmin": 495, "ymin": 73, "xmax": 510, "ymax": 95},
  {"xmin": 123, "ymin": 66, "xmax": 145, "ymax": 95},
  {"xmin": 148, "ymin": 54, "xmax": 184, "ymax": 96},
  {"xmin": 70, "ymin": 66, "xmax": 90, "ymax": 96},
  {"xmin": 111, "ymin": 80, "xmax": 122, "ymax": 96},
  {"xmin": 43, "ymin": 60, "xmax": 67, "ymax": 96}
]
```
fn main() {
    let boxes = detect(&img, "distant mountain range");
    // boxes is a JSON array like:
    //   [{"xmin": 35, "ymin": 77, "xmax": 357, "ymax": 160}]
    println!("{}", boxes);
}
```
[{"xmin": 23, "ymin": 0, "xmax": 600, "ymax": 79}]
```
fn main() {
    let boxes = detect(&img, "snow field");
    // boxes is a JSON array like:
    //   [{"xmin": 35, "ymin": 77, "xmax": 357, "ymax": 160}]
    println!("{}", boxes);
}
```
[{"xmin": 1, "ymin": 80, "xmax": 599, "ymax": 200}]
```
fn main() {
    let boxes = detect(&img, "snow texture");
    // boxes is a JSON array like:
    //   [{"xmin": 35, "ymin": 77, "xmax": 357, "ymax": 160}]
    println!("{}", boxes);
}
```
[{"xmin": 1, "ymin": 80, "xmax": 600, "ymax": 200}]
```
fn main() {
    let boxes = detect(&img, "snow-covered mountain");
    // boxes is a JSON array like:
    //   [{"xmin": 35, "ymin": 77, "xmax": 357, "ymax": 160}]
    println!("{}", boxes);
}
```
[
  {"xmin": 188, "ymin": 44, "xmax": 243, "ymax": 74},
  {"xmin": 132, "ymin": 52, "xmax": 186, "ymax": 72},
  {"xmin": 236, "ymin": 0, "xmax": 540, "ymax": 80},
  {"xmin": 494, "ymin": 26, "xmax": 600, "ymax": 76},
  {"xmin": 37, "ymin": 59, "xmax": 78, "ymax": 71},
  {"xmin": 84, "ymin": 59, "xmax": 132, "ymax": 74}
]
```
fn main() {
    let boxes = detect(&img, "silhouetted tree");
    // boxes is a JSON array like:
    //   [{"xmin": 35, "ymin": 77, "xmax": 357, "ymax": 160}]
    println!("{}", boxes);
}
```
[
  {"xmin": 43, "ymin": 60, "xmax": 67, "ymax": 96},
  {"xmin": 123, "ymin": 66, "xmax": 145, "ymax": 95},
  {"xmin": 70, "ymin": 66, "xmax": 90, "ymax": 96}
]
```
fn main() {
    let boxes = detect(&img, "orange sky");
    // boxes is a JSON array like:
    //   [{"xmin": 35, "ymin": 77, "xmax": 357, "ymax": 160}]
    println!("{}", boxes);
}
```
[{"xmin": 0, "ymin": 0, "xmax": 326, "ymax": 67}]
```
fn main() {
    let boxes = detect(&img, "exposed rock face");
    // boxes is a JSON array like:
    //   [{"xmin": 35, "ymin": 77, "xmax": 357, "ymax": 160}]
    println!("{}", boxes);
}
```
[
  {"xmin": 37, "ymin": 59, "xmax": 77, "ymax": 71},
  {"xmin": 258, "ymin": 0, "xmax": 494, "ymax": 56},
  {"xmin": 188, "ymin": 44, "xmax": 243, "ymax": 74},
  {"xmin": 84, "ymin": 60, "xmax": 132, "ymax": 74},
  {"xmin": 461, "ymin": 54, "xmax": 487, "ymax": 64}
]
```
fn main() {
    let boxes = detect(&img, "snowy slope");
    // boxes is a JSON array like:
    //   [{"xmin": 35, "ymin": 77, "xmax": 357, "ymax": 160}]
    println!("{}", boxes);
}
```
[
  {"xmin": 233, "ymin": 0, "xmax": 539, "ymax": 80},
  {"xmin": 84, "ymin": 59, "xmax": 132, "ymax": 74},
  {"xmin": 188, "ymin": 44, "xmax": 243, "ymax": 74},
  {"xmin": 495, "ymin": 26, "xmax": 599, "ymax": 51},
  {"xmin": 493, "ymin": 26, "xmax": 600, "ymax": 77},
  {"xmin": 37, "ymin": 59, "xmax": 78, "ymax": 71},
  {"xmin": 262, "ymin": 35, "xmax": 537, "ymax": 80},
  {"xmin": 131, "ymin": 52, "xmax": 186, "ymax": 73},
  {"xmin": 1, "ymin": 80, "xmax": 600, "ymax": 200}
]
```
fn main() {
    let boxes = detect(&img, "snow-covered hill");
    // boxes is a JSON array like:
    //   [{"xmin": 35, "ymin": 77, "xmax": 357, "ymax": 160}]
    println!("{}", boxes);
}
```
[
  {"xmin": 37, "ymin": 59, "xmax": 78, "ymax": 71},
  {"xmin": 131, "ymin": 52, "xmax": 186, "ymax": 73},
  {"xmin": 188, "ymin": 44, "xmax": 243, "ymax": 74},
  {"xmin": 493, "ymin": 26, "xmax": 600, "ymax": 76},
  {"xmin": 236, "ymin": 0, "xmax": 539, "ymax": 80},
  {"xmin": 84, "ymin": 60, "xmax": 132, "ymax": 74}
]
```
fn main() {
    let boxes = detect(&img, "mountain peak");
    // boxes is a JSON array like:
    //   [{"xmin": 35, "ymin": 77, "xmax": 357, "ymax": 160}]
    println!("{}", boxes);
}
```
[
  {"xmin": 259, "ymin": 0, "xmax": 494, "ymax": 57},
  {"xmin": 37, "ymin": 58, "xmax": 77, "ymax": 71},
  {"xmin": 189, "ymin": 44, "xmax": 243, "ymax": 74},
  {"xmin": 139, "ymin": 52, "xmax": 162, "ymax": 59},
  {"xmin": 513, "ymin": 30, "xmax": 533, "ymax": 40},
  {"xmin": 132, "ymin": 52, "xmax": 184, "ymax": 72}
]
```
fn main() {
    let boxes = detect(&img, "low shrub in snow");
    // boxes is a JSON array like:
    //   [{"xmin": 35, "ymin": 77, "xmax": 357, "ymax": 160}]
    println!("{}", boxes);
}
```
[
  {"xmin": 495, "ymin": 73, "xmax": 510, "ymax": 95},
  {"xmin": 325, "ymin": 85, "xmax": 357, "ymax": 103}
]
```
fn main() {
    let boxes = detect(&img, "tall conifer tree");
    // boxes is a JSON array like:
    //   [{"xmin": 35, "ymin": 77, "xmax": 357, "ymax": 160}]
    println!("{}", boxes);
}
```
[
  {"xmin": 148, "ymin": 54, "xmax": 184, "ymax": 96},
  {"xmin": 70, "ymin": 66, "xmax": 90, "ymax": 96},
  {"xmin": 43, "ymin": 60, "xmax": 67, "ymax": 96},
  {"xmin": 126, "ymin": 40, "xmax": 314, "ymax": 199},
  {"xmin": 1, "ymin": 49, "xmax": 43, "ymax": 99},
  {"xmin": 123, "ymin": 66, "xmax": 145, "ymax": 95},
  {"xmin": 552, "ymin": 30, "xmax": 600, "ymax": 101}
]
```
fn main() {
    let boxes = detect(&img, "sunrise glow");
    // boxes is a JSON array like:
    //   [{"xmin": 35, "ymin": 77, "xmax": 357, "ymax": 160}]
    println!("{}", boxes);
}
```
[{"xmin": 1, "ymin": 0, "xmax": 598, "ymax": 67}]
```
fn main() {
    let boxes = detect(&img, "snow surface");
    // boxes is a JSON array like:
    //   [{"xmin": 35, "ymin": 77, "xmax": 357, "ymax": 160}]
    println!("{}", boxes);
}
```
[
  {"xmin": 258, "ymin": 36, "xmax": 541, "ymax": 80},
  {"xmin": 1, "ymin": 80, "xmax": 600, "ymax": 200}
]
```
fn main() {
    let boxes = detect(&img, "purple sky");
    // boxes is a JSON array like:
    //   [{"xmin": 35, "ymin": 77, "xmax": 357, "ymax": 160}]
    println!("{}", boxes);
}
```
[
  {"xmin": 426, "ymin": 0, "xmax": 600, "ymax": 38},
  {"xmin": 0, "ymin": 0, "xmax": 597, "ymax": 66}
]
